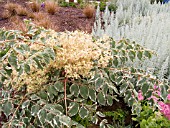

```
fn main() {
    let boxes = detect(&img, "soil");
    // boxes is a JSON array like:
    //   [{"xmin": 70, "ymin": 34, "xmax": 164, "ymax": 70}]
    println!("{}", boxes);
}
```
[{"xmin": 0, "ymin": 0, "xmax": 95, "ymax": 33}]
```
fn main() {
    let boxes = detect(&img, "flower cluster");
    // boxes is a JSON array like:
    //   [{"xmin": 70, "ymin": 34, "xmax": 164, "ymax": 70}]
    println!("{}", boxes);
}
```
[
  {"xmin": 11, "ymin": 68, "xmax": 49, "ymax": 93},
  {"xmin": 138, "ymin": 90, "xmax": 144, "ymax": 101},
  {"xmin": 10, "ymin": 30, "xmax": 113, "ymax": 92},
  {"xmin": 147, "ymin": 85, "xmax": 161, "ymax": 102},
  {"xmin": 42, "ymin": 30, "xmax": 113, "ymax": 78},
  {"xmin": 138, "ymin": 85, "xmax": 170, "ymax": 120},
  {"xmin": 158, "ymin": 102, "xmax": 170, "ymax": 120},
  {"xmin": 29, "ymin": 30, "xmax": 113, "ymax": 78}
]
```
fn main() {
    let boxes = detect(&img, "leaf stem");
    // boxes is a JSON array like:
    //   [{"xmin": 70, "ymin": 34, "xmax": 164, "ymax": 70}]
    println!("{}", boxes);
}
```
[
  {"xmin": 8, "ymin": 95, "xmax": 26, "ymax": 128},
  {"xmin": 64, "ymin": 77, "xmax": 68, "ymax": 116}
]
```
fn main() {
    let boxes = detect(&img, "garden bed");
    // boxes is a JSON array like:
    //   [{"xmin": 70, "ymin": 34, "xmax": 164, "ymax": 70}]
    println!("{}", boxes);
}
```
[
  {"xmin": 0, "ymin": 0, "xmax": 170, "ymax": 128},
  {"xmin": 0, "ymin": 0, "xmax": 95, "ymax": 33}
]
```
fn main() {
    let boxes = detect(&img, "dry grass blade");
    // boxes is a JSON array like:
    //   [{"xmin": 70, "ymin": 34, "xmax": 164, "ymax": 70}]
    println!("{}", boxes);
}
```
[
  {"xmin": 45, "ymin": 1, "xmax": 58, "ymax": 15},
  {"xmin": 27, "ymin": 11, "xmax": 35, "ymax": 19},
  {"xmin": 83, "ymin": 4, "xmax": 95, "ymax": 19},
  {"xmin": 33, "ymin": 12, "xmax": 56, "ymax": 30},
  {"xmin": 34, "ymin": 17, "xmax": 55, "ymax": 29},
  {"xmin": 29, "ymin": 2, "xmax": 40, "ymax": 12},
  {"xmin": 4, "ymin": 3, "xmax": 19, "ymax": 16},
  {"xmin": 10, "ymin": 16, "xmax": 28, "ymax": 33},
  {"xmin": 1, "ymin": 10, "xmax": 11, "ymax": 19},
  {"xmin": 33, "ymin": 12, "xmax": 46, "ymax": 21},
  {"xmin": 16, "ymin": 5, "xmax": 28, "ymax": 16}
]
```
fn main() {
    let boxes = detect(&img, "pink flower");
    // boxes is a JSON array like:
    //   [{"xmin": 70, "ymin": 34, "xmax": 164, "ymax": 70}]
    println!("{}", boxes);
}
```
[
  {"xmin": 154, "ymin": 85, "xmax": 161, "ymax": 91},
  {"xmin": 148, "ymin": 94, "xmax": 159, "ymax": 102},
  {"xmin": 164, "ymin": 109, "xmax": 170, "ymax": 115},
  {"xmin": 151, "ymin": 96, "xmax": 159, "ymax": 102},
  {"xmin": 155, "ymin": 91, "xmax": 161, "ymax": 96},
  {"xmin": 158, "ymin": 101, "xmax": 166, "ymax": 109},
  {"xmin": 158, "ymin": 102, "xmax": 170, "ymax": 120},
  {"xmin": 163, "ymin": 105, "xmax": 170, "ymax": 114},
  {"xmin": 154, "ymin": 85, "xmax": 158, "ymax": 90},
  {"xmin": 138, "ymin": 91, "xmax": 144, "ymax": 101},
  {"xmin": 167, "ymin": 94, "xmax": 170, "ymax": 100}
]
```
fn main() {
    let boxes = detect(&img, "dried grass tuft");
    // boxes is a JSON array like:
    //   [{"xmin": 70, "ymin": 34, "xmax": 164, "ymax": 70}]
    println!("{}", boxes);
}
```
[
  {"xmin": 9, "ymin": 15, "xmax": 20, "ymax": 23},
  {"xmin": 45, "ymin": 1, "xmax": 58, "ymax": 15},
  {"xmin": 16, "ymin": 5, "xmax": 28, "ymax": 16},
  {"xmin": 29, "ymin": 2, "xmax": 40, "ymax": 12},
  {"xmin": 27, "ymin": 11, "xmax": 35, "ymax": 19},
  {"xmin": 10, "ymin": 16, "xmax": 28, "ymax": 33},
  {"xmin": 83, "ymin": 4, "xmax": 95, "ymax": 19},
  {"xmin": 33, "ymin": 12, "xmax": 57, "ymax": 30},
  {"xmin": 4, "ymin": 3, "xmax": 19, "ymax": 16},
  {"xmin": 33, "ymin": 12, "xmax": 46, "ymax": 21},
  {"xmin": 4, "ymin": 3, "xmax": 28, "ymax": 17},
  {"xmin": 34, "ymin": 18, "xmax": 53, "ymax": 29},
  {"xmin": 2, "ymin": 10, "xmax": 11, "ymax": 19}
]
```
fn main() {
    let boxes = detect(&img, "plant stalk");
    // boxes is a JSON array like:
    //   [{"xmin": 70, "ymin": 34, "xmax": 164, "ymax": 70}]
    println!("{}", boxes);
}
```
[{"xmin": 64, "ymin": 77, "xmax": 68, "ymax": 116}]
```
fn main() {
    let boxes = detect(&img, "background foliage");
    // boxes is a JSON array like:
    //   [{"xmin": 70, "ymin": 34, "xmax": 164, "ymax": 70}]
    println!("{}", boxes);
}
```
[{"xmin": 93, "ymin": 0, "xmax": 170, "ymax": 81}]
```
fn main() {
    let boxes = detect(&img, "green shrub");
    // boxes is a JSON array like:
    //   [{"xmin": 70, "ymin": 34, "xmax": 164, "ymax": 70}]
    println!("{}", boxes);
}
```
[
  {"xmin": 104, "ymin": 109, "xmax": 128, "ymax": 127},
  {"xmin": 59, "ymin": 1, "xmax": 69, "ymax": 7},
  {"xmin": 94, "ymin": 2, "xmax": 117, "ymax": 12},
  {"xmin": 100, "ymin": 2, "xmax": 106, "ymax": 11},
  {"xmin": 77, "ymin": 0, "xmax": 84, "ymax": 4},
  {"xmin": 69, "ymin": 2, "xmax": 76, "ymax": 7},
  {"xmin": 59, "ymin": 1, "xmax": 76, "ymax": 7},
  {"xmin": 0, "ymin": 20, "xmax": 169, "ymax": 127},
  {"xmin": 108, "ymin": 3, "xmax": 117, "ymax": 12},
  {"xmin": 133, "ymin": 103, "xmax": 170, "ymax": 128}
]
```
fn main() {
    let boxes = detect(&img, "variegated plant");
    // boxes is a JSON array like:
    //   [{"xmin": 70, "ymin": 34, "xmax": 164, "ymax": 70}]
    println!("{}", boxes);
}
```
[{"xmin": 0, "ymin": 20, "xmax": 169, "ymax": 127}]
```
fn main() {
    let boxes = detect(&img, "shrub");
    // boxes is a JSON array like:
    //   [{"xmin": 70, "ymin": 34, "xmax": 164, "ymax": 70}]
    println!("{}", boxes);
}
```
[
  {"xmin": 83, "ymin": 4, "xmax": 95, "ymax": 18},
  {"xmin": 133, "ymin": 103, "xmax": 170, "ymax": 128},
  {"xmin": 104, "ymin": 109, "xmax": 128, "ymax": 127},
  {"xmin": 78, "ymin": 2, "xmax": 87, "ymax": 9},
  {"xmin": 99, "ymin": 2, "xmax": 106, "ymax": 11},
  {"xmin": 59, "ymin": 1, "xmax": 76, "ymax": 8},
  {"xmin": 69, "ymin": 2, "xmax": 76, "ymax": 7},
  {"xmin": 108, "ymin": 3, "xmax": 117, "ymax": 12},
  {"xmin": 59, "ymin": 1, "xmax": 69, "ymax": 7},
  {"xmin": 94, "ymin": 1, "xmax": 117, "ymax": 12},
  {"xmin": 77, "ymin": 0, "xmax": 84, "ymax": 4},
  {"xmin": 0, "ymin": 20, "xmax": 169, "ymax": 127}
]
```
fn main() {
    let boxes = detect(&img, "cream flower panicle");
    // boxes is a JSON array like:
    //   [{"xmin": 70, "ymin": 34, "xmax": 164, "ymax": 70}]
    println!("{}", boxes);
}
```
[
  {"xmin": 45, "ymin": 31, "xmax": 113, "ymax": 78},
  {"xmin": 11, "ymin": 30, "xmax": 113, "ymax": 92}
]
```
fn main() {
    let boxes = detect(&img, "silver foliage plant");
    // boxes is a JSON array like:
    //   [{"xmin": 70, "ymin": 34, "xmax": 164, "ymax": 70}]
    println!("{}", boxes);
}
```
[{"xmin": 93, "ymin": 0, "xmax": 170, "ymax": 81}]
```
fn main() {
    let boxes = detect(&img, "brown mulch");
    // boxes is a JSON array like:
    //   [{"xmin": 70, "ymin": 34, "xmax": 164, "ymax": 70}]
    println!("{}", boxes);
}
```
[{"xmin": 0, "ymin": 0, "xmax": 95, "ymax": 33}]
